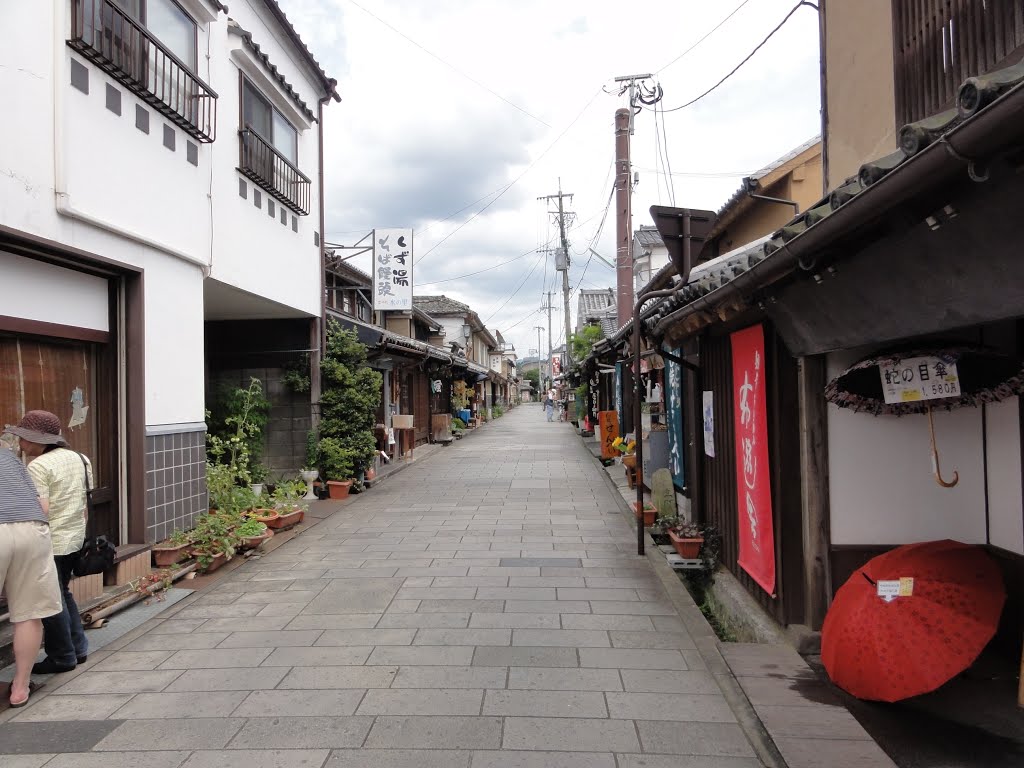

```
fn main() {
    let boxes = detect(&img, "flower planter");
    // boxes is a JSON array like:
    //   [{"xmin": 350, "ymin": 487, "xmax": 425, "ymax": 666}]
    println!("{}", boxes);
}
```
[
  {"xmin": 195, "ymin": 551, "xmax": 228, "ymax": 574},
  {"xmin": 152, "ymin": 542, "xmax": 190, "ymax": 568},
  {"xmin": 266, "ymin": 508, "xmax": 304, "ymax": 530},
  {"xmin": 327, "ymin": 480, "xmax": 353, "ymax": 500},
  {"xmin": 238, "ymin": 528, "xmax": 274, "ymax": 551},
  {"xmin": 248, "ymin": 509, "xmax": 279, "ymax": 524},
  {"xmin": 668, "ymin": 529, "xmax": 704, "ymax": 559},
  {"xmin": 632, "ymin": 502, "xmax": 657, "ymax": 527}
]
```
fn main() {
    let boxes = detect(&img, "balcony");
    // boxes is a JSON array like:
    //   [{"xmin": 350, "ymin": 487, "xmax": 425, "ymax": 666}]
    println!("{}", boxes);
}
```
[
  {"xmin": 68, "ymin": 0, "xmax": 217, "ymax": 142},
  {"xmin": 238, "ymin": 128, "xmax": 311, "ymax": 215}
]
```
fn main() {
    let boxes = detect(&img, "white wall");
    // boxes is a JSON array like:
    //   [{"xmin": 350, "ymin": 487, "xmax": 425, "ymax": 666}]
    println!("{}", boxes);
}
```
[
  {"xmin": 985, "ymin": 397, "xmax": 1024, "ymax": 554},
  {"xmin": 828, "ymin": 349, "xmax": 990, "ymax": 546},
  {"xmin": 207, "ymin": 0, "xmax": 324, "ymax": 317},
  {"xmin": 2, "ymin": 251, "xmax": 109, "ymax": 332}
]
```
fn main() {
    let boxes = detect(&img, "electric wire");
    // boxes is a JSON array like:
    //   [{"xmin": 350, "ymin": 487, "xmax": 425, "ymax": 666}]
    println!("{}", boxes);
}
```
[
  {"xmin": 655, "ymin": 0, "xmax": 755, "ymax": 74},
  {"xmin": 658, "ymin": 100, "xmax": 677, "ymax": 204},
  {"xmin": 417, "ymin": 87, "xmax": 604, "ymax": 266},
  {"xmin": 417, "ymin": 247, "xmax": 540, "ymax": 286},
  {"xmin": 483, "ymin": 247, "xmax": 548, "ymax": 323},
  {"xmin": 653, "ymin": 1, "xmax": 818, "ymax": 113},
  {"xmin": 346, "ymin": 0, "xmax": 550, "ymax": 128}
]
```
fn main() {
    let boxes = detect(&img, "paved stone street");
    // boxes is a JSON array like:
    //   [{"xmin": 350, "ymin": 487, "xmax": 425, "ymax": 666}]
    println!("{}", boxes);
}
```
[{"xmin": 0, "ymin": 404, "xmax": 765, "ymax": 768}]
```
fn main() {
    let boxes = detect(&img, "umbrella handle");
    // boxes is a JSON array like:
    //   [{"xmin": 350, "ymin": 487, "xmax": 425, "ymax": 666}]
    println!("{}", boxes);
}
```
[{"xmin": 927, "ymin": 407, "xmax": 960, "ymax": 488}]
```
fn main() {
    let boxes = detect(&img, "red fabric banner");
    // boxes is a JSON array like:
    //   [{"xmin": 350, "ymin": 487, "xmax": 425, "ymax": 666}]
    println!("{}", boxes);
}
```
[{"xmin": 730, "ymin": 325, "xmax": 776, "ymax": 596}]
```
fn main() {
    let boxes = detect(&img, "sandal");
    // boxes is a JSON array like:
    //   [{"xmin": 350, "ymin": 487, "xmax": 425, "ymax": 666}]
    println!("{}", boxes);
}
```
[{"xmin": 6, "ymin": 681, "xmax": 39, "ymax": 709}]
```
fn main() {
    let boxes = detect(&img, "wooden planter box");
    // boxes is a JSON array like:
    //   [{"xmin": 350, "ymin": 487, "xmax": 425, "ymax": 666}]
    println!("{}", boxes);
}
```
[{"xmin": 668, "ymin": 530, "xmax": 704, "ymax": 559}]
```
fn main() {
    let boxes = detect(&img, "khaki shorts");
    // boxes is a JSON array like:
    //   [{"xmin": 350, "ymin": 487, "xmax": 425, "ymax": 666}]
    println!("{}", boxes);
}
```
[{"xmin": 0, "ymin": 521, "xmax": 62, "ymax": 623}]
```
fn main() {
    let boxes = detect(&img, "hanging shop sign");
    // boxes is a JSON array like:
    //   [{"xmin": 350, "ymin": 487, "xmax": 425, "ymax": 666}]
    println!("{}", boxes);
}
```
[
  {"xmin": 879, "ymin": 355, "xmax": 962, "ymax": 404},
  {"xmin": 730, "ymin": 324, "xmax": 776, "ymax": 596},
  {"xmin": 372, "ymin": 228, "xmax": 413, "ymax": 311},
  {"xmin": 702, "ymin": 390, "xmax": 715, "ymax": 458},
  {"xmin": 662, "ymin": 345, "xmax": 685, "ymax": 488},
  {"xmin": 599, "ymin": 410, "xmax": 620, "ymax": 460}
]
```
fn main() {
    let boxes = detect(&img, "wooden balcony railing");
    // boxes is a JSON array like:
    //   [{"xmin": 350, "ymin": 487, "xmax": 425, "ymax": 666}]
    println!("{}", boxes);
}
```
[
  {"xmin": 238, "ymin": 128, "xmax": 311, "ymax": 215},
  {"xmin": 68, "ymin": 0, "xmax": 217, "ymax": 142}
]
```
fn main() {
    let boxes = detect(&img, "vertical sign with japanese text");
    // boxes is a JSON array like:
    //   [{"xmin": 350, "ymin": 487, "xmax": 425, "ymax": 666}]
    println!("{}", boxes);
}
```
[
  {"xmin": 598, "ymin": 411, "xmax": 620, "ymax": 460},
  {"xmin": 662, "ymin": 345, "xmax": 685, "ymax": 488},
  {"xmin": 730, "ymin": 325, "xmax": 776, "ymax": 596},
  {"xmin": 372, "ymin": 228, "xmax": 413, "ymax": 311}
]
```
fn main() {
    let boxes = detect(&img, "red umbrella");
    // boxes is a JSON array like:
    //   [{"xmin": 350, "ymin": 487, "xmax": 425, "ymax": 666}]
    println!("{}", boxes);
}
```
[{"xmin": 822, "ymin": 540, "xmax": 1005, "ymax": 702}]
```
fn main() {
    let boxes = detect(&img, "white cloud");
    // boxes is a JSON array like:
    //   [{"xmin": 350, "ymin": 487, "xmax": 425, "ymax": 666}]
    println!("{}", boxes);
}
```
[{"xmin": 282, "ymin": 0, "xmax": 823, "ymax": 357}]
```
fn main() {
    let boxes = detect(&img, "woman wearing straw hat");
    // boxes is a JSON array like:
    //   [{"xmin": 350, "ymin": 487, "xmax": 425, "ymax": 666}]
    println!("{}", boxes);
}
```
[
  {"xmin": 4, "ymin": 411, "xmax": 92, "ymax": 674},
  {"xmin": 0, "ymin": 446, "xmax": 62, "ymax": 706}
]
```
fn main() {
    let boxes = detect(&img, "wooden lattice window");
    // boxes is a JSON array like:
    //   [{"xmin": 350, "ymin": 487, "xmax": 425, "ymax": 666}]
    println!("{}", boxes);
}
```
[{"xmin": 892, "ymin": 0, "xmax": 1024, "ymax": 126}]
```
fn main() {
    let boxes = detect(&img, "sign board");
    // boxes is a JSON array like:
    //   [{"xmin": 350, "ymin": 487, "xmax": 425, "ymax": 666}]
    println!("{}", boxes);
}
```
[
  {"xmin": 702, "ymin": 390, "xmax": 715, "ymax": 458},
  {"xmin": 372, "ymin": 228, "xmax": 413, "ymax": 311},
  {"xmin": 615, "ymin": 362, "xmax": 624, "ymax": 427},
  {"xmin": 879, "ymin": 356, "xmax": 961, "ymax": 404},
  {"xmin": 551, "ymin": 355, "xmax": 562, "ymax": 376},
  {"xmin": 598, "ymin": 411, "xmax": 620, "ymax": 460},
  {"xmin": 730, "ymin": 325, "xmax": 776, "ymax": 596},
  {"xmin": 663, "ymin": 345, "xmax": 685, "ymax": 488}
]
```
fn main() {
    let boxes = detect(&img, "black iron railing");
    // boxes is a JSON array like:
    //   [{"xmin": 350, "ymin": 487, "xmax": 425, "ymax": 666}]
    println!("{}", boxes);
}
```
[
  {"xmin": 68, "ymin": 0, "xmax": 217, "ymax": 142},
  {"xmin": 238, "ymin": 128, "xmax": 311, "ymax": 215}
]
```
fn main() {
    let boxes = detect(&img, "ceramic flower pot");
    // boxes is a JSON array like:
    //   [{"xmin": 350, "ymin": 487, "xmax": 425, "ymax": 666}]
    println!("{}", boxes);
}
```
[
  {"xmin": 632, "ymin": 502, "xmax": 657, "ymax": 527},
  {"xmin": 668, "ymin": 529, "xmax": 704, "ymax": 559},
  {"xmin": 266, "ymin": 508, "xmax": 304, "ymax": 530},
  {"xmin": 327, "ymin": 480, "xmax": 353, "ymax": 500},
  {"xmin": 239, "ymin": 528, "xmax": 274, "ymax": 551},
  {"xmin": 248, "ymin": 509, "xmax": 279, "ymax": 524},
  {"xmin": 152, "ymin": 542, "xmax": 190, "ymax": 568}
]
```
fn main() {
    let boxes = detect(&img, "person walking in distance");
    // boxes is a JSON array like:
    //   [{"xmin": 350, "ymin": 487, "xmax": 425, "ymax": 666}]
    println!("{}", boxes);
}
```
[
  {"xmin": 4, "ymin": 411, "xmax": 91, "ymax": 674},
  {"xmin": 0, "ymin": 446, "xmax": 62, "ymax": 706}
]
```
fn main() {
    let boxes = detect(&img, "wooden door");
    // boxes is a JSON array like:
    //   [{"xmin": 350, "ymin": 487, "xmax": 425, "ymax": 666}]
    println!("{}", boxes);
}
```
[{"xmin": 0, "ymin": 334, "xmax": 118, "ymax": 542}]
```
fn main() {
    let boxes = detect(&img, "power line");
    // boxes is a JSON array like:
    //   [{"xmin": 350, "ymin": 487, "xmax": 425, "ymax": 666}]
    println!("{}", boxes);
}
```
[
  {"xmin": 655, "ymin": 0, "xmax": 755, "ymax": 74},
  {"xmin": 654, "ymin": 1, "xmax": 818, "ymax": 114},
  {"xmin": 417, "ymin": 87, "xmax": 604, "ymax": 265},
  {"xmin": 417, "ymin": 246, "xmax": 544, "ymax": 286},
  {"xmin": 483, "ymin": 247, "xmax": 548, "ymax": 323},
  {"xmin": 346, "ymin": 0, "xmax": 550, "ymax": 128},
  {"xmin": 658, "ymin": 100, "xmax": 677, "ymax": 205}
]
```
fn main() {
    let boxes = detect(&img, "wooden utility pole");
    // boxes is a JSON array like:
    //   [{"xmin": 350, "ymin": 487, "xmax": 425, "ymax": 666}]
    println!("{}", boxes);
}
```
[
  {"xmin": 534, "ymin": 325, "xmax": 545, "ymax": 388},
  {"xmin": 612, "ymin": 73, "xmax": 649, "ymax": 330},
  {"xmin": 538, "ymin": 183, "xmax": 575, "ymax": 371}
]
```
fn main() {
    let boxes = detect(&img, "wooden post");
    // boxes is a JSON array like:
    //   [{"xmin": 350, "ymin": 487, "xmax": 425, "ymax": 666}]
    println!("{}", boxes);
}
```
[
  {"xmin": 1018, "ymin": 636, "xmax": 1023, "ymax": 707},
  {"xmin": 798, "ymin": 354, "xmax": 832, "ymax": 630}
]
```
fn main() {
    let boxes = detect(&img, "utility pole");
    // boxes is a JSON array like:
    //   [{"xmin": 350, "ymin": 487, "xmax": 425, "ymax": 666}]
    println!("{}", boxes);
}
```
[
  {"xmin": 534, "ymin": 325, "xmax": 545, "ymax": 389},
  {"xmin": 541, "ymin": 292, "xmax": 555, "ymax": 384},
  {"xmin": 538, "ymin": 180, "xmax": 575, "ymax": 372},
  {"xmin": 612, "ymin": 74, "xmax": 650, "ymax": 331}
]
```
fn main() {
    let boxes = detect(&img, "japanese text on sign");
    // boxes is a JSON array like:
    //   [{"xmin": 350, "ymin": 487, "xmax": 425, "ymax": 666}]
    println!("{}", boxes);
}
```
[
  {"xmin": 730, "ymin": 325, "xmax": 776, "ymax": 596},
  {"xmin": 372, "ymin": 228, "xmax": 414, "ymax": 311},
  {"xmin": 879, "ymin": 356, "xmax": 961, "ymax": 404}
]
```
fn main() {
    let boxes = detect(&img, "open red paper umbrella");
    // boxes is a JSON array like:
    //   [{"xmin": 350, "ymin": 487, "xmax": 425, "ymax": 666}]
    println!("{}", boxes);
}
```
[{"xmin": 821, "ymin": 540, "xmax": 1005, "ymax": 702}]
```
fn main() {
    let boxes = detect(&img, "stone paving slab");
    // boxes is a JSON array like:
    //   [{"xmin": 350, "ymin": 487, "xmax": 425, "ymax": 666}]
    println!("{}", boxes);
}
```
[{"xmin": 0, "ymin": 407, "xmax": 784, "ymax": 767}]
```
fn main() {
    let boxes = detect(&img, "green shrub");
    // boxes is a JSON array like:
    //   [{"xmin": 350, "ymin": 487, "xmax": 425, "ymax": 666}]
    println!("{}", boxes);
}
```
[
  {"xmin": 492, "ymin": 405, "xmax": 504, "ymax": 418},
  {"xmin": 451, "ymin": 417, "xmax": 466, "ymax": 431}
]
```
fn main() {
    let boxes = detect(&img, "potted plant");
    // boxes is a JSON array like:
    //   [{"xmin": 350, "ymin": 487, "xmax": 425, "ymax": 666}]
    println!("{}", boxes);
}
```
[
  {"xmin": 236, "ymin": 518, "xmax": 273, "ymax": 551},
  {"xmin": 190, "ymin": 511, "xmax": 240, "ymax": 572},
  {"xmin": 632, "ymin": 501, "xmax": 658, "ymax": 527},
  {"xmin": 249, "ymin": 464, "xmax": 268, "ymax": 497},
  {"xmin": 668, "ymin": 520, "xmax": 704, "ymax": 559},
  {"xmin": 317, "ymin": 322, "xmax": 382, "ymax": 497},
  {"xmin": 152, "ymin": 528, "xmax": 192, "ymax": 567},
  {"xmin": 266, "ymin": 479, "xmax": 307, "ymax": 529}
]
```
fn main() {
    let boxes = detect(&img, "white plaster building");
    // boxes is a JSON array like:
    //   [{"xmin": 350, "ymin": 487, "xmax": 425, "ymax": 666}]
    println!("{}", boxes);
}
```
[{"xmin": 0, "ymin": 0, "xmax": 338, "ymax": 551}]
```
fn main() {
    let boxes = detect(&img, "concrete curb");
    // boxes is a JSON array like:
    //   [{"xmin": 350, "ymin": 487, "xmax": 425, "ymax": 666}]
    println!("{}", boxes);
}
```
[{"xmin": 589, "ymin": 443, "xmax": 789, "ymax": 768}]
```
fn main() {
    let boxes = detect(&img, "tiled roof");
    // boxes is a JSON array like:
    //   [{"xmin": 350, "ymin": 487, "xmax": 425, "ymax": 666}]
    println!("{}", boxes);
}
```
[
  {"xmin": 579, "ymin": 288, "xmax": 614, "ymax": 314},
  {"xmin": 414, "ymin": 295, "xmax": 471, "ymax": 315},
  {"xmin": 260, "ymin": 0, "xmax": 340, "ymax": 101},
  {"xmin": 642, "ymin": 60, "xmax": 1024, "ymax": 340},
  {"xmin": 634, "ymin": 225, "xmax": 664, "ymax": 248},
  {"xmin": 709, "ymin": 137, "xmax": 821, "ymax": 239},
  {"xmin": 228, "ymin": 21, "xmax": 318, "ymax": 122}
]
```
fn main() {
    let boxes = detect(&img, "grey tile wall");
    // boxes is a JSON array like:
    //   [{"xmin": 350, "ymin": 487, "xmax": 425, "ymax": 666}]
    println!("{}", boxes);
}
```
[{"xmin": 145, "ymin": 429, "xmax": 207, "ymax": 543}]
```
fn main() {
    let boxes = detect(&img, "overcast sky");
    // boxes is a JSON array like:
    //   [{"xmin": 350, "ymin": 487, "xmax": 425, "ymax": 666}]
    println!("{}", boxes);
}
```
[{"xmin": 282, "ymin": 0, "xmax": 822, "ymax": 359}]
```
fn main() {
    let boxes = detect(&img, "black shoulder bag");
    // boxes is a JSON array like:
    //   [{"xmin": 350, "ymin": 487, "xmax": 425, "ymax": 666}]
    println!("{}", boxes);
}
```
[{"xmin": 73, "ymin": 452, "xmax": 116, "ymax": 577}]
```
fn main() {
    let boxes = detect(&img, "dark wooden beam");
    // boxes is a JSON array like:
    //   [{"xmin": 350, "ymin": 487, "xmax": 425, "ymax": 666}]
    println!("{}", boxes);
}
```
[{"xmin": 798, "ymin": 354, "xmax": 832, "ymax": 630}]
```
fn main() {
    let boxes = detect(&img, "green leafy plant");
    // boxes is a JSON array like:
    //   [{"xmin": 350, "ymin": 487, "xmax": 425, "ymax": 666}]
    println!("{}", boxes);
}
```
[
  {"xmin": 236, "ymin": 519, "xmax": 267, "ymax": 538},
  {"xmin": 451, "ymin": 417, "xmax": 466, "ymax": 431},
  {"xmin": 451, "ymin": 380, "xmax": 471, "ymax": 412},
  {"xmin": 570, "ymin": 324, "xmax": 604, "ymax": 361},
  {"xmin": 206, "ymin": 377, "xmax": 271, "ymax": 488},
  {"xmin": 281, "ymin": 357, "xmax": 311, "ymax": 394},
  {"xmin": 305, "ymin": 430, "xmax": 319, "ymax": 470},
  {"xmin": 492, "ymin": 405, "xmax": 505, "ymax": 418},
  {"xmin": 271, "ymin": 478, "xmax": 308, "ymax": 512},
  {"xmin": 318, "ymin": 322, "xmax": 382, "ymax": 479},
  {"xmin": 168, "ymin": 529, "xmax": 191, "ymax": 547}
]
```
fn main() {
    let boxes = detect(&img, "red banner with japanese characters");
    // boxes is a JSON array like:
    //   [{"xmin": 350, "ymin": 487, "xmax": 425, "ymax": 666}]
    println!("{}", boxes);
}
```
[{"xmin": 730, "ymin": 325, "xmax": 776, "ymax": 596}]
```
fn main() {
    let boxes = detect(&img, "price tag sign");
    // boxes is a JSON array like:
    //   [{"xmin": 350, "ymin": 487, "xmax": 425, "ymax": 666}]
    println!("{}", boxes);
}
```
[
  {"xmin": 876, "ymin": 580, "xmax": 901, "ymax": 602},
  {"xmin": 879, "ymin": 356, "xmax": 961, "ymax": 404}
]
